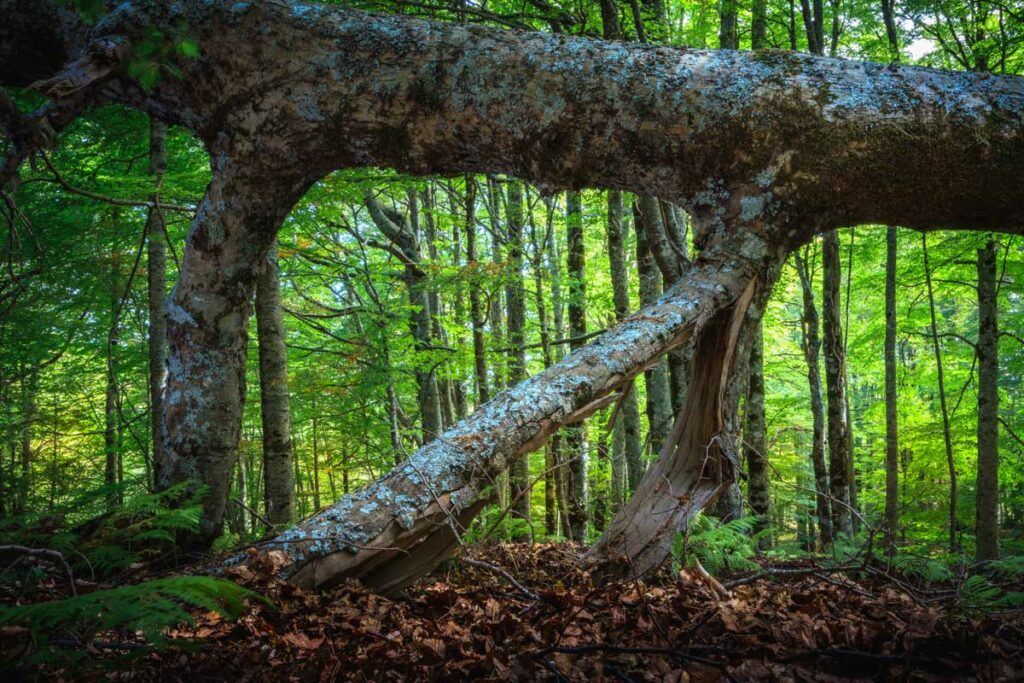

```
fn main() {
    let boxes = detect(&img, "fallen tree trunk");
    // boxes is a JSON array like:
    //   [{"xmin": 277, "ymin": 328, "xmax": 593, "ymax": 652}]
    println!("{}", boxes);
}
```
[{"xmin": 272, "ymin": 230, "xmax": 781, "ymax": 591}]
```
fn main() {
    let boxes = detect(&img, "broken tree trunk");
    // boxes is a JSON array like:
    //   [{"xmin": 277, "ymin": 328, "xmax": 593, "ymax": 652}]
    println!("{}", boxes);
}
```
[{"xmin": 271, "ymin": 229, "xmax": 782, "ymax": 591}]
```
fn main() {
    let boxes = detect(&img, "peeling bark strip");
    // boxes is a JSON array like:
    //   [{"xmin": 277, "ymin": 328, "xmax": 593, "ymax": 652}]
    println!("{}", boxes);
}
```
[{"xmin": 274, "ymin": 239, "xmax": 770, "ymax": 591}]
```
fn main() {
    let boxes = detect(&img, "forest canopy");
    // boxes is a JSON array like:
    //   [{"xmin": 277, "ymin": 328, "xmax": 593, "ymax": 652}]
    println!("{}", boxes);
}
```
[{"xmin": 2, "ymin": 0, "xmax": 1024, "ymax": 678}]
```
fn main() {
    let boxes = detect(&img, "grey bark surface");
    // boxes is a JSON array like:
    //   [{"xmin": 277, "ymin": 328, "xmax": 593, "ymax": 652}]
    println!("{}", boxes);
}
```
[
  {"xmin": 256, "ymin": 242, "xmax": 295, "ymax": 526},
  {"xmin": 976, "ymin": 239, "xmax": 999, "ymax": 561}
]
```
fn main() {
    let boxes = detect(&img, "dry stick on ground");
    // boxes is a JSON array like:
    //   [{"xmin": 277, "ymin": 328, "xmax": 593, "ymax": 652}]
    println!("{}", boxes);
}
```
[{"xmin": 0, "ymin": 545, "xmax": 77, "ymax": 596}]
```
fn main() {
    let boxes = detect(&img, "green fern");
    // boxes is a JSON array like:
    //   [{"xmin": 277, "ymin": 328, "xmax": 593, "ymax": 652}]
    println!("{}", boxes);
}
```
[
  {"xmin": 678, "ymin": 514, "xmax": 762, "ymax": 575},
  {"xmin": 0, "ymin": 576, "xmax": 265, "ymax": 665}
]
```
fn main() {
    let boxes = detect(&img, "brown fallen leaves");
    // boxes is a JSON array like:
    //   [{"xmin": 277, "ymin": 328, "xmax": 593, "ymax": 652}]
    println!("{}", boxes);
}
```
[{"xmin": 45, "ymin": 543, "xmax": 1024, "ymax": 681}]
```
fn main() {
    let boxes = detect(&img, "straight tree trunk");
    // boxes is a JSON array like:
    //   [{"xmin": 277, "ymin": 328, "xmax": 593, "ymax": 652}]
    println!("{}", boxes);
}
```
[
  {"xmin": 633, "ymin": 199, "xmax": 672, "ymax": 478},
  {"xmin": 105, "ymin": 255, "xmax": 121, "ymax": 508},
  {"xmin": 256, "ymin": 242, "xmax": 295, "ymax": 525},
  {"xmin": 884, "ymin": 226, "xmax": 899, "ymax": 549},
  {"xmin": 146, "ymin": 117, "xmax": 168, "ymax": 491},
  {"xmin": 545, "ymin": 197, "xmax": 571, "ymax": 536},
  {"xmin": 17, "ymin": 366, "xmax": 38, "ymax": 514},
  {"xmin": 745, "ymin": 321, "xmax": 770, "ymax": 544},
  {"xmin": 822, "ymin": 231, "xmax": 852, "ymax": 537},
  {"xmin": 976, "ymin": 239, "xmax": 999, "ymax": 561},
  {"xmin": 795, "ymin": 250, "xmax": 832, "ymax": 547},
  {"xmin": 529, "ymin": 196, "xmax": 559, "ymax": 534},
  {"xmin": 565, "ymin": 191, "xmax": 588, "ymax": 541},
  {"xmin": 605, "ymin": 191, "xmax": 643, "ymax": 507},
  {"xmin": 464, "ymin": 177, "xmax": 489, "ymax": 407},
  {"xmin": 366, "ymin": 191, "xmax": 443, "ymax": 442},
  {"xmin": 504, "ymin": 180, "xmax": 531, "ymax": 530},
  {"xmin": 922, "ymin": 233, "xmax": 958, "ymax": 551}
]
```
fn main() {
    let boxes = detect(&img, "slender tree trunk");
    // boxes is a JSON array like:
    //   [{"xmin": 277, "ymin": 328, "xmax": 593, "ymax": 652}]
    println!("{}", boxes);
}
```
[
  {"xmin": 530, "ymin": 196, "xmax": 558, "ymax": 534},
  {"xmin": 146, "ymin": 118, "xmax": 168, "ymax": 491},
  {"xmin": 421, "ymin": 185, "xmax": 455, "ymax": 430},
  {"xmin": 104, "ymin": 256, "xmax": 121, "ymax": 509},
  {"xmin": 545, "ymin": 197, "xmax": 570, "ymax": 536},
  {"xmin": 451, "ymin": 183, "xmax": 468, "ymax": 421},
  {"xmin": 565, "ymin": 191, "xmax": 588, "ymax": 541},
  {"xmin": 976, "ymin": 239, "xmax": 999, "ymax": 561},
  {"xmin": 745, "ymin": 322, "xmax": 770, "ymax": 545},
  {"xmin": 633, "ymin": 199, "xmax": 672, "ymax": 479},
  {"xmin": 464, "ymin": 177, "xmax": 489, "ymax": 407},
  {"xmin": 795, "ymin": 251, "xmax": 832, "ymax": 547},
  {"xmin": 606, "ymin": 191, "xmax": 643, "ymax": 508},
  {"xmin": 884, "ymin": 226, "xmax": 899, "ymax": 549},
  {"xmin": 505, "ymin": 180, "xmax": 531, "ymax": 531},
  {"xmin": 752, "ymin": 0, "xmax": 768, "ymax": 50},
  {"xmin": 366, "ymin": 191, "xmax": 443, "ymax": 442},
  {"xmin": 17, "ymin": 366, "xmax": 38, "ymax": 514},
  {"xmin": 256, "ymin": 242, "xmax": 295, "ymax": 526},
  {"xmin": 922, "ymin": 233, "xmax": 958, "ymax": 551},
  {"xmin": 822, "ymin": 231, "xmax": 852, "ymax": 537},
  {"xmin": 719, "ymin": 0, "xmax": 739, "ymax": 49}
]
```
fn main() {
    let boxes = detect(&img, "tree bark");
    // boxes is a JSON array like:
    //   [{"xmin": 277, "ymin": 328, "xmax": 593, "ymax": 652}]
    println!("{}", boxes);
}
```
[
  {"xmin": 795, "ymin": 250, "xmax": 832, "ymax": 547},
  {"xmin": 273, "ymin": 228, "xmax": 780, "ymax": 591},
  {"xmin": 104, "ymin": 254, "xmax": 121, "ymax": 508},
  {"xmin": 822, "ymin": 230, "xmax": 852, "ymax": 537},
  {"xmin": 634, "ymin": 199, "xmax": 673, "ymax": 477},
  {"xmin": 146, "ymin": 117, "xmax": 168, "ymax": 491},
  {"xmin": 745, "ymin": 321, "xmax": 770, "ymax": 544},
  {"xmin": 565, "ymin": 190, "xmax": 588, "ymax": 541},
  {"xmin": 922, "ymin": 233, "xmax": 959, "ymax": 551},
  {"xmin": 365, "ymin": 191, "xmax": 443, "ymax": 442},
  {"xmin": 504, "ymin": 180, "xmax": 531, "ymax": 531},
  {"xmin": 884, "ymin": 226, "xmax": 899, "ymax": 549},
  {"xmin": 256, "ymin": 242, "xmax": 295, "ymax": 526},
  {"xmin": 605, "ymin": 191, "xmax": 643, "ymax": 506},
  {"xmin": 157, "ymin": 157, "xmax": 310, "ymax": 544},
  {"xmin": 975, "ymin": 239, "xmax": 999, "ymax": 561},
  {"xmin": 464, "ymin": 177, "xmax": 489, "ymax": 407}
]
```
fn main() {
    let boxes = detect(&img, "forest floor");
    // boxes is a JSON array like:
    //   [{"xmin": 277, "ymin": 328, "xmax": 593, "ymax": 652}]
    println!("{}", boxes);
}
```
[{"xmin": 10, "ymin": 541, "xmax": 1024, "ymax": 681}]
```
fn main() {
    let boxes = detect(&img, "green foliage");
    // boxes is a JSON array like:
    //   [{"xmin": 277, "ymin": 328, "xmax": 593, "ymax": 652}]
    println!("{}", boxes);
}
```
[
  {"xmin": 676, "ymin": 515, "xmax": 764, "ymax": 576},
  {"xmin": 0, "ymin": 576, "xmax": 264, "ymax": 665},
  {"xmin": 958, "ymin": 573, "xmax": 1024, "ymax": 613}
]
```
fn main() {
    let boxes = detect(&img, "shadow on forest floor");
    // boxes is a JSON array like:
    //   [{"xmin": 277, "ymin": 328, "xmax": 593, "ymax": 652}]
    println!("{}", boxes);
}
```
[{"xmin": 7, "ymin": 541, "xmax": 1024, "ymax": 681}]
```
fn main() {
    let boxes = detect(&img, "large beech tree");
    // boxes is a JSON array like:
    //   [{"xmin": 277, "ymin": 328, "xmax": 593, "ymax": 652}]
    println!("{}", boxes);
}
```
[{"xmin": 2, "ymin": 0, "xmax": 1024, "ymax": 590}]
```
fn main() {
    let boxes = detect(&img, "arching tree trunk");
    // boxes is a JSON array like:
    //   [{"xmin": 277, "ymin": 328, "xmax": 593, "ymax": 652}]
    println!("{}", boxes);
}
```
[
  {"xmin": 256, "ymin": 242, "xmax": 295, "ymax": 526},
  {"xmin": 4, "ymin": 0, "xmax": 1024, "ymax": 582}
]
